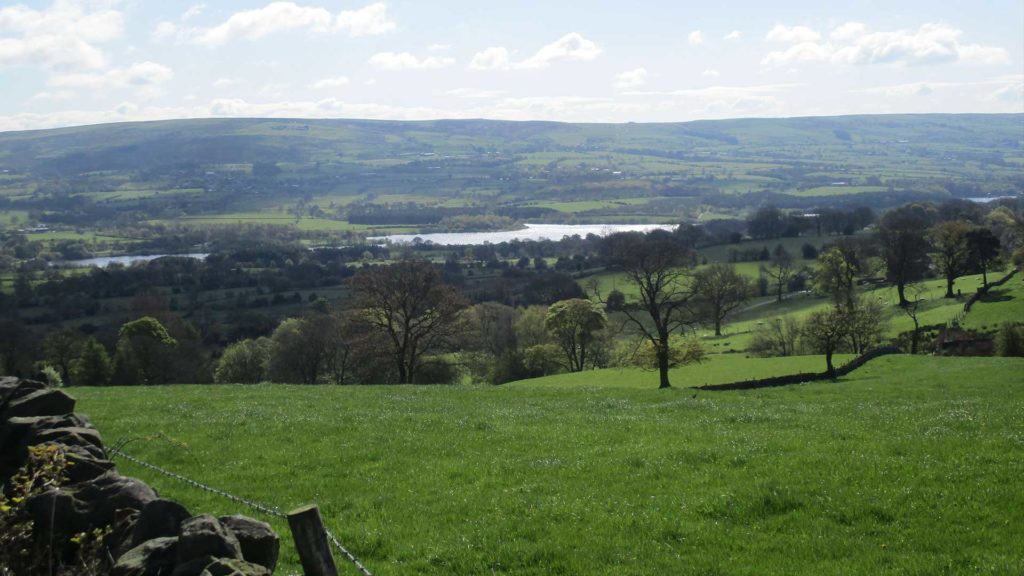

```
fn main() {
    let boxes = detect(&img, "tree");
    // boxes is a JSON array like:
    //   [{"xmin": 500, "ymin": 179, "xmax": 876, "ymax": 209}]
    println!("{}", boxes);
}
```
[
  {"xmin": 929, "ymin": 220, "xmax": 973, "ymax": 298},
  {"xmin": 878, "ymin": 205, "xmax": 932, "ymax": 306},
  {"xmin": 42, "ymin": 328, "xmax": 82, "ymax": 385},
  {"xmin": 815, "ymin": 244, "xmax": 861, "ymax": 309},
  {"xmin": 900, "ymin": 283, "xmax": 926, "ymax": 354},
  {"xmin": 70, "ymin": 338, "xmax": 112, "ymax": 386},
  {"xmin": 215, "ymin": 338, "xmax": 271, "ymax": 384},
  {"xmin": 602, "ymin": 231, "xmax": 698, "ymax": 388},
  {"xmin": 844, "ymin": 298, "xmax": 889, "ymax": 354},
  {"xmin": 966, "ymin": 227, "xmax": 1001, "ymax": 287},
  {"xmin": 749, "ymin": 316, "xmax": 801, "ymax": 357},
  {"xmin": 0, "ymin": 320, "xmax": 35, "ymax": 378},
  {"xmin": 350, "ymin": 260, "xmax": 466, "ymax": 384},
  {"xmin": 760, "ymin": 245, "xmax": 795, "ymax": 303},
  {"xmin": 116, "ymin": 316, "xmax": 177, "ymax": 385},
  {"xmin": 544, "ymin": 299, "xmax": 607, "ymax": 372},
  {"xmin": 267, "ymin": 317, "xmax": 330, "ymax": 384},
  {"xmin": 748, "ymin": 206, "xmax": 786, "ymax": 239},
  {"xmin": 692, "ymin": 263, "xmax": 750, "ymax": 336},
  {"xmin": 802, "ymin": 306, "xmax": 849, "ymax": 376}
]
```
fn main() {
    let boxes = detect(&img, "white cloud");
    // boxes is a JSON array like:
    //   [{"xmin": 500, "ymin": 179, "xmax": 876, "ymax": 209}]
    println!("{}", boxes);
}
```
[
  {"xmin": 761, "ymin": 41, "xmax": 833, "ymax": 67},
  {"xmin": 762, "ymin": 22, "xmax": 1009, "ymax": 68},
  {"xmin": 517, "ymin": 32, "xmax": 601, "ymax": 69},
  {"xmin": 469, "ymin": 46, "xmax": 510, "ymax": 70},
  {"xmin": 335, "ymin": 3, "xmax": 395, "ymax": 36},
  {"xmin": 0, "ymin": 1, "xmax": 124, "ymax": 69},
  {"xmin": 181, "ymin": 4, "xmax": 206, "ymax": 21},
  {"xmin": 151, "ymin": 21, "xmax": 179, "ymax": 42},
  {"xmin": 614, "ymin": 68, "xmax": 647, "ymax": 89},
  {"xmin": 702, "ymin": 69, "xmax": 720, "ymax": 77},
  {"xmin": 186, "ymin": 2, "xmax": 395, "ymax": 46},
  {"xmin": 830, "ymin": 21, "xmax": 866, "ymax": 41},
  {"xmin": 428, "ymin": 43, "xmax": 451, "ymax": 52},
  {"xmin": 859, "ymin": 81, "xmax": 935, "ymax": 97},
  {"xmin": 688, "ymin": 30, "xmax": 703, "ymax": 45},
  {"xmin": 723, "ymin": 30, "xmax": 742, "ymax": 41},
  {"xmin": 47, "ymin": 61, "xmax": 174, "ymax": 90},
  {"xmin": 987, "ymin": 81, "xmax": 1023, "ymax": 103},
  {"xmin": 212, "ymin": 77, "xmax": 242, "ymax": 88},
  {"xmin": 310, "ymin": 75, "xmax": 350, "ymax": 89},
  {"xmin": 368, "ymin": 51, "xmax": 454, "ymax": 70},
  {"xmin": 766, "ymin": 25, "xmax": 821, "ymax": 44},
  {"xmin": 191, "ymin": 2, "xmax": 332, "ymax": 46},
  {"xmin": 470, "ymin": 33, "xmax": 602, "ymax": 71},
  {"xmin": 445, "ymin": 88, "xmax": 504, "ymax": 99}
]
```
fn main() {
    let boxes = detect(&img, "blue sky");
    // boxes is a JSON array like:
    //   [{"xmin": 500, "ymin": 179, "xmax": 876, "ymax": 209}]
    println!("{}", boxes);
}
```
[{"xmin": 0, "ymin": 0, "xmax": 1021, "ymax": 131}]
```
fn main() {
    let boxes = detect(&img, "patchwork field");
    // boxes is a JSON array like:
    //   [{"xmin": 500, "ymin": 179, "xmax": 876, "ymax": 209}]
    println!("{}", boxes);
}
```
[{"xmin": 73, "ymin": 355, "xmax": 1024, "ymax": 575}]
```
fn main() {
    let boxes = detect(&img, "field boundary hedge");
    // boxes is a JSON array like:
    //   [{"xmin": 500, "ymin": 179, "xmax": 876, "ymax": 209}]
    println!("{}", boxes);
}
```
[{"xmin": 694, "ymin": 346, "xmax": 902, "ymax": 391}]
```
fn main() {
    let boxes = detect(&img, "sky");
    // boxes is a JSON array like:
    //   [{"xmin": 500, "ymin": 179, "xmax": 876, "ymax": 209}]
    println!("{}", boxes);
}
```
[{"xmin": 0, "ymin": 0, "xmax": 1022, "ymax": 132}]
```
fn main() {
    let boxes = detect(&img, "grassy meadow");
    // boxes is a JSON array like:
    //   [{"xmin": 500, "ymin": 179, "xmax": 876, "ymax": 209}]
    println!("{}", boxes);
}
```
[{"xmin": 73, "ymin": 355, "xmax": 1024, "ymax": 575}]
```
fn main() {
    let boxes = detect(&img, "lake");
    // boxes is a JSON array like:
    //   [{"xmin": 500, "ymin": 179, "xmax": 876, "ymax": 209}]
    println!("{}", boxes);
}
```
[
  {"xmin": 367, "ymin": 223, "xmax": 677, "ymax": 245},
  {"xmin": 65, "ymin": 253, "xmax": 209, "ymax": 267}
]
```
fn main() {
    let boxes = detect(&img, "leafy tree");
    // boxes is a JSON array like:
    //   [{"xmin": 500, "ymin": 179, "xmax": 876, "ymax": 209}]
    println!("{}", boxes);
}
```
[
  {"xmin": 966, "ymin": 227, "xmax": 1001, "ymax": 287},
  {"xmin": 70, "ymin": 338, "xmax": 112, "ymax": 386},
  {"xmin": 605, "ymin": 289, "xmax": 626, "ymax": 311},
  {"xmin": 350, "ymin": 260, "xmax": 466, "ymax": 384},
  {"xmin": 544, "ymin": 299, "xmax": 607, "ymax": 372},
  {"xmin": 267, "ymin": 317, "xmax": 330, "ymax": 384},
  {"xmin": 116, "ymin": 316, "xmax": 177, "ymax": 385},
  {"xmin": 602, "ymin": 231, "xmax": 698, "ymax": 389},
  {"xmin": 814, "ymin": 244, "xmax": 861, "ymax": 309},
  {"xmin": 42, "ymin": 328, "xmax": 82, "ymax": 385},
  {"xmin": 0, "ymin": 319, "xmax": 35, "ymax": 378},
  {"xmin": 929, "ymin": 220, "xmax": 974, "ymax": 298},
  {"xmin": 692, "ymin": 263, "xmax": 751, "ymax": 336},
  {"xmin": 760, "ymin": 245, "xmax": 795, "ymax": 303},
  {"xmin": 802, "ymin": 306, "xmax": 849, "ymax": 376},
  {"xmin": 215, "ymin": 338, "xmax": 271, "ymax": 383},
  {"xmin": 878, "ymin": 205, "xmax": 932, "ymax": 306}
]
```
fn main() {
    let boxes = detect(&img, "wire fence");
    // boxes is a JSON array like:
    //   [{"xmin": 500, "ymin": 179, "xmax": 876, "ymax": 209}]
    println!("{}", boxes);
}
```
[{"xmin": 107, "ymin": 447, "xmax": 373, "ymax": 576}]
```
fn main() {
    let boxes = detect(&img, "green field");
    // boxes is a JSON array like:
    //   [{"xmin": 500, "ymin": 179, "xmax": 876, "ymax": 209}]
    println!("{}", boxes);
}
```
[{"xmin": 73, "ymin": 355, "xmax": 1024, "ymax": 575}]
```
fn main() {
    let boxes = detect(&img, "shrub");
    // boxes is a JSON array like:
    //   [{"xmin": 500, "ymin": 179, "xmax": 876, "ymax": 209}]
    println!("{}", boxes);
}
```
[{"xmin": 995, "ymin": 322, "xmax": 1024, "ymax": 357}]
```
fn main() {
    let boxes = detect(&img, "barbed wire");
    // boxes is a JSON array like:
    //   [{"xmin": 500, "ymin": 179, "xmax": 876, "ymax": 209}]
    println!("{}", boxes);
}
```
[
  {"xmin": 324, "ymin": 527, "xmax": 374, "ymax": 576},
  {"xmin": 108, "ymin": 447, "xmax": 373, "ymax": 576}
]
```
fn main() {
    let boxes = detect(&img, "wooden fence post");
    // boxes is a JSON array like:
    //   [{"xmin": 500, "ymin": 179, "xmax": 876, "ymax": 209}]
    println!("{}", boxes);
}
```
[{"xmin": 288, "ymin": 504, "xmax": 339, "ymax": 576}]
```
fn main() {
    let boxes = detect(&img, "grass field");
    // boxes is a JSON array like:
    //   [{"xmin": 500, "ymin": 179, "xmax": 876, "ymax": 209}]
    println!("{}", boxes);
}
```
[{"xmin": 73, "ymin": 355, "xmax": 1024, "ymax": 575}]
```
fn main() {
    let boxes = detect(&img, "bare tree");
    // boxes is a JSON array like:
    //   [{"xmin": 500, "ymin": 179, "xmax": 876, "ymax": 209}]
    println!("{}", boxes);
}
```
[
  {"xmin": 760, "ymin": 245, "xmax": 795, "ymax": 303},
  {"xmin": 350, "ymin": 260, "xmax": 466, "ymax": 384},
  {"xmin": 602, "ymin": 231, "xmax": 697, "ymax": 389},
  {"xmin": 692, "ymin": 263, "xmax": 751, "ymax": 336},
  {"xmin": 901, "ymin": 283, "xmax": 926, "ymax": 354}
]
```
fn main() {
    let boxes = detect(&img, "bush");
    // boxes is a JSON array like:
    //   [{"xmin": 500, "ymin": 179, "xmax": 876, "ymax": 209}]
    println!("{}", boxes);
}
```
[
  {"xmin": 40, "ymin": 365, "xmax": 63, "ymax": 388},
  {"xmin": 995, "ymin": 322, "xmax": 1024, "ymax": 357},
  {"xmin": 214, "ymin": 338, "xmax": 271, "ymax": 383}
]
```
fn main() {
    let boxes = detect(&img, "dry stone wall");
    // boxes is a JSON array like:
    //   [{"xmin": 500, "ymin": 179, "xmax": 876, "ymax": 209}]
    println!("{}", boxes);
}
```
[{"xmin": 0, "ymin": 377, "xmax": 280, "ymax": 576}]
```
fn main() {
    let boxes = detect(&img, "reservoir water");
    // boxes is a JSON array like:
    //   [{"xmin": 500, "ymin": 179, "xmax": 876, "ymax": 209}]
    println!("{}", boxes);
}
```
[{"xmin": 368, "ymin": 223, "xmax": 676, "ymax": 245}]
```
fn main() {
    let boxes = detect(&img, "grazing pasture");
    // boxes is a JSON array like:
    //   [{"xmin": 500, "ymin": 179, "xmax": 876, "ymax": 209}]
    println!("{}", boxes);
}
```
[{"xmin": 74, "ymin": 355, "xmax": 1024, "ymax": 575}]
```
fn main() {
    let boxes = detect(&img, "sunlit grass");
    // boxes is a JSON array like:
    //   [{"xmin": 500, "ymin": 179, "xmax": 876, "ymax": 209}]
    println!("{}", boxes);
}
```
[{"xmin": 74, "ymin": 355, "xmax": 1024, "ymax": 575}]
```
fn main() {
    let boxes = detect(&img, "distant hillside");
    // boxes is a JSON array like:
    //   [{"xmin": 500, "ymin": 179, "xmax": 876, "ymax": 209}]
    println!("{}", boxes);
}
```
[
  {"xmin": 1, "ymin": 114, "xmax": 1021, "ymax": 173},
  {"xmin": 0, "ymin": 114, "xmax": 1020, "ymax": 235}
]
